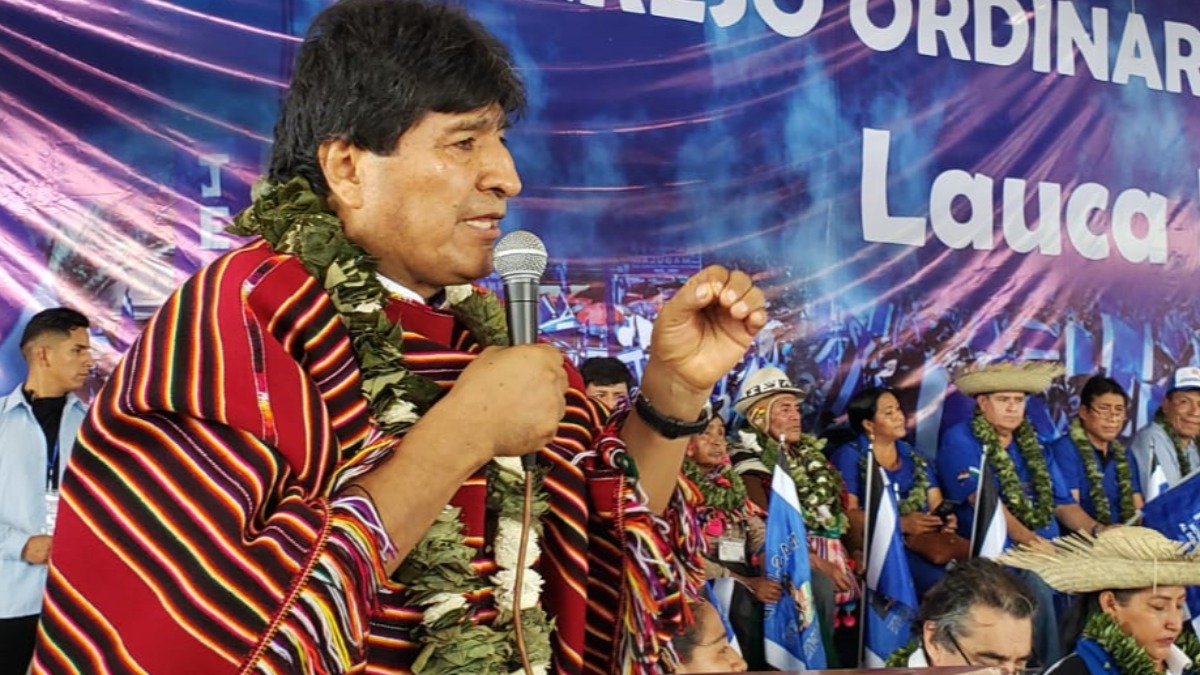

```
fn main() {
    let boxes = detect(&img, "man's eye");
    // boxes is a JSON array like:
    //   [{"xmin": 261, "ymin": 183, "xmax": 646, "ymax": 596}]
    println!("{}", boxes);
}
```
[{"xmin": 454, "ymin": 138, "xmax": 475, "ymax": 150}]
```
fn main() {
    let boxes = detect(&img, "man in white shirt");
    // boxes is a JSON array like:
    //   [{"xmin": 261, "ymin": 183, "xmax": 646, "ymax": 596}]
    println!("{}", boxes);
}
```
[
  {"xmin": 0, "ymin": 308, "xmax": 92, "ymax": 675},
  {"xmin": 1130, "ymin": 366, "xmax": 1200, "ymax": 493}
]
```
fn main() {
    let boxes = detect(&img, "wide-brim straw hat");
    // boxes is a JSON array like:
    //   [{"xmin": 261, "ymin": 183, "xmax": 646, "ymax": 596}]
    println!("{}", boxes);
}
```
[
  {"xmin": 733, "ymin": 366, "xmax": 806, "ymax": 416},
  {"xmin": 952, "ymin": 361, "xmax": 1064, "ymax": 396},
  {"xmin": 999, "ymin": 527, "xmax": 1200, "ymax": 593}
]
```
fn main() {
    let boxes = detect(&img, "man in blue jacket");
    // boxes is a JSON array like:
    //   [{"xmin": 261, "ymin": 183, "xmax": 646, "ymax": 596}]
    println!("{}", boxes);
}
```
[{"xmin": 936, "ymin": 361, "xmax": 1103, "ymax": 667}]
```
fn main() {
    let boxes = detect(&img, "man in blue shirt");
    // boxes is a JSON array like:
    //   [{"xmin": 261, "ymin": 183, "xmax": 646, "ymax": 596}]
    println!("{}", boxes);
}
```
[
  {"xmin": 0, "ymin": 308, "xmax": 92, "ymax": 675},
  {"xmin": 1048, "ymin": 376, "xmax": 1143, "ymax": 526},
  {"xmin": 935, "ymin": 361, "xmax": 1103, "ymax": 668}
]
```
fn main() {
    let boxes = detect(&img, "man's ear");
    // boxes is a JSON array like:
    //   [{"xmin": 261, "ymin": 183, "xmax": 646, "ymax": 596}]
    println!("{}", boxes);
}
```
[
  {"xmin": 1098, "ymin": 590, "xmax": 1120, "ymax": 617},
  {"xmin": 30, "ymin": 344, "xmax": 49, "ymax": 368},
  {"xmin": 920, "ymin": 621, "xmax": 938, "ymax": 658},
  {"xmin": 318, "ymin": 138, "xmax": 366, "ymax": 213}
]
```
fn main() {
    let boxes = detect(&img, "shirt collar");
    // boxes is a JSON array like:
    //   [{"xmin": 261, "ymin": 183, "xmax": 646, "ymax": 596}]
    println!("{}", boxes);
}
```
[
  {"xmin": 907, "ymin": 647, "xmax": 930, "ymax": 667},
  {"xmin": 2, "ymin": 386, "xmax": 85, "ymax": 415},
  {"xmin": 1167, "ymin": 644, "xmax": 1192, "ymax": 675},
  {"xmin": 377, "ymin": 273, "xmax": 427, "ymax": 305},
  {"xmin": 376, "ymin": 273, "xmax": 448, "ymax": 309},
  {"xmin": 1, "ymin": 385, "xmax": 27, "ymax": 414}
]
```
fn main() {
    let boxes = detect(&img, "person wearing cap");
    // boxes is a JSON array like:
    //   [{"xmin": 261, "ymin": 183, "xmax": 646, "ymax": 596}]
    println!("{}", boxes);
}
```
[
  {"xmin": 1001, "ymin": 527, "xmax": 1200, "ymax": 675},
  {"xmin": 1047, "ymin": 376, "xmax": 1144, "ymax": 527},
  {"xmin": 936, "ymin": 361, "xmax": 1106, "ymax": 666},
  {"xmin": 727, "ymin": 366, "xmax": 854, "ymax": 641},
  {"xmin": 682, "ymin": 411, "xmax": 772, "ymax": 669},
  {"xmin": 1130, "ymin": 366, "xmax": 1200, "ymax": 493}
]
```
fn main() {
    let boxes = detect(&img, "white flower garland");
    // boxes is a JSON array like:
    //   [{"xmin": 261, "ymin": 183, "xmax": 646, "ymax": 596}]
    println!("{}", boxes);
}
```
[{"xmin": 490, "ymin": 456, "xmax": 549, "ymax": 674}]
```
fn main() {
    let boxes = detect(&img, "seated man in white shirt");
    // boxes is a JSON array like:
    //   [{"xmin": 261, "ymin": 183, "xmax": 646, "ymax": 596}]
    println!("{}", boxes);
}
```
[
  {"xmin": 903, "ymin": 558, "xmax": 1036, "ymax": 673},
  {"xmin": 1130, "ymin": 366, "xmax": 1200, "ymax": 492}
]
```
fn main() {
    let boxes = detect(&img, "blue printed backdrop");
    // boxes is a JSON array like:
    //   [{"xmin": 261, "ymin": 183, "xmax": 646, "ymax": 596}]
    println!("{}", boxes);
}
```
[{"xmin": 2, "ymin": 0, "xmax": 1199, "ymax": 448}]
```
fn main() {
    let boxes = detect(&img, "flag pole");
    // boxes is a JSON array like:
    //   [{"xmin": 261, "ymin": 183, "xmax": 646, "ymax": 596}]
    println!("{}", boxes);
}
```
[
  {"xmin": 857, "ymin": 437, "xmax": 875, "ymax": 667},
  {"xmin": 968, "ymin": 454, "xmax": 987, "ymax": 557}
]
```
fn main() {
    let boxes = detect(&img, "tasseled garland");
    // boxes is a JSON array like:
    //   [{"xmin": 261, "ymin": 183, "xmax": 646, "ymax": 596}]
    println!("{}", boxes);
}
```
[
  {"xmin": 331, "ymin": 428, "xmax": 398, "ymax": 491},
  {"xmin": 265, "ymin": 493, "xmax": 397, "ymax": 671},
  {"xmin": 591, "ymin": 414, "xmax": 706, "ymax": 675}
]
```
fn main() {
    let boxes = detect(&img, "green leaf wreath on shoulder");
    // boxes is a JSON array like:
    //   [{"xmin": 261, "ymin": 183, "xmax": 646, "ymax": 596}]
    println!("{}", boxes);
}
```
[
  {"xmin": 856, "ymin": 443, "xmax": 931, "ymax": 516},
  {"xmin": 1176, "ymin": 625, "xmax": 1200, "ymax": 667},
  {"xmin": 741, "ymin": 428, "xmax": 848, "ymax": 537},
  {"xmin": 231, "ymin": 177, "xmax": 549, "ymax": 674},
  {"xmin": 683, "ymin": 460, "xmax": 751, "ymax": 516},
  {"xmin": 1083, "ymin": 611, "xmax": 1163, "ymax": 675},
  {"xmin": 1068, "ymin": 419, "xmax": 1135, "ymax": 525},
  {"xmin": 971, "ymin": 409, "xmax": 1054, "ymax": 530},
  {"xmin": 1156, "ymin": 408, "xmax": 1194, "ymax": 476},
  {"xmin": 885, "ymin": 640, "xmax": 920, "ymax": 667}
]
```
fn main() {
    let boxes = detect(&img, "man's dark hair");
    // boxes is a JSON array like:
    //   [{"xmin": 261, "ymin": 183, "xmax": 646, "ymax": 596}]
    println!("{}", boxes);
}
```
[
  {"xmin": 269, "ymin": 0, "xmax": 527, "ymax": 195},
  {"xmin": 579, "ymin": 357, "xmax": 635, "ymax": 389},
  {"xmin": 847, "ymin": 386, "xmax": 897, "ymax": 435},
  {"xmin": 917, "ymin": 559, "xmax": 1037, "ymax": 652},
  {"xmin": 1079, "ymin": 375, "xmax": 1128, "ymax": 409},
  {"xmin": 19, "ymin": 307, "xmax": 90, "ymax": 354}
]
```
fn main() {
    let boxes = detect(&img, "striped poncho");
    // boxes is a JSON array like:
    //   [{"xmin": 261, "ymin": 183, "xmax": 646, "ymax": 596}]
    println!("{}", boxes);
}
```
[{"xmin": 34, "ymin": 240, "xmax": 701, "ymax": 674}]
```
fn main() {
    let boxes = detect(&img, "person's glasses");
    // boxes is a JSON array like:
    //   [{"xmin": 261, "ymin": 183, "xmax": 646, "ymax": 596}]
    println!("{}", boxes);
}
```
[
  {"xmin": 1088, "ymin": 403, "xmax": 1127, "ymax": 419},
  {"xmin": 947, "ymin": 634, "xmax": 1040, "ymax": 675}
]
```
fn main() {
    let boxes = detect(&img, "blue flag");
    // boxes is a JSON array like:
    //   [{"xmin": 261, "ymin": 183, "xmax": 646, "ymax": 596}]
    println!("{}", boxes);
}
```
[
  {"xmin": 863, "ymin": 463, "xmax": 918, "ymax": 666},
  {"xmin": 1139, "ymin": 470, "xmax": 1200, "ymax": 634},
  {"xmin": 706, "ymin": 578, "xmax": 742, "ymax": 655},
  {"xmin": 763, "ymin": 456, "xmax": 827, "ymax": 670}
]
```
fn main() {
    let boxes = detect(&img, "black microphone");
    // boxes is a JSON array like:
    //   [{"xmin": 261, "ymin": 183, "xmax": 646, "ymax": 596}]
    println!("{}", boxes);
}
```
[{"xmin": 492, "ymin": 230, "xmax": 549, "ymax": 471}]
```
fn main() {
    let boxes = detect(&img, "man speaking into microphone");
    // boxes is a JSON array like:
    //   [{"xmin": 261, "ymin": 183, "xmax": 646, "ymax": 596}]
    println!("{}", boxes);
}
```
[{"xmin": 33, "ymin": 1, "xmax": 767, "ymax": 674}]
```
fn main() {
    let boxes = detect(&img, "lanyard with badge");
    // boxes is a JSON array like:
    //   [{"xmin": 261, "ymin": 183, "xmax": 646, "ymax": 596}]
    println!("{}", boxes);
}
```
[
  {"xmin": 716, "ymin": 518, "xmax": 747, "ymax": 564},
  {"xmin": 45, "ymin": 438, "xmax": 60, "ymax": 533}
]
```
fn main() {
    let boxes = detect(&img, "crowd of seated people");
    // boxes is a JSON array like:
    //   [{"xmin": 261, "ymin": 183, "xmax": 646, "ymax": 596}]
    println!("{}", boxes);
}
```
[{"xmin": 670, "ymin": 361, "xmax": 1200, "ymax": 671}]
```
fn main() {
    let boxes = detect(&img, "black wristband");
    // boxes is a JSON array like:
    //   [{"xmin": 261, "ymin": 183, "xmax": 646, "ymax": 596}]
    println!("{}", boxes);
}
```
[{"xmin": 633, "ymin": 391, "xmax": 712, "ymax": 439}]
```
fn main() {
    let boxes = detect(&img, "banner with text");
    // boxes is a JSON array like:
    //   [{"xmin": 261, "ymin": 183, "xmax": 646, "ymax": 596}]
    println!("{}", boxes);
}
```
[{"xmin": 3, "ymin": 0, "xmax": 1199, "ymax": 446}]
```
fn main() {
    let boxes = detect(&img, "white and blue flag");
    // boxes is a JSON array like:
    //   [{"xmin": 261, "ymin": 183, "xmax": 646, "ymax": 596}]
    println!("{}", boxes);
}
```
[
  {"xmin": 863, "ymin": 463, "xmax": 919, "ymax": 666},
  {"xmin": 763, "ymin": 455, "xmax": 827, "ymax": 670},
  {"xmin": 1139, "ymin": 469, "xmax": 1200, "ymax": 636},
  {"xmin": 971, "ymin": 458, "xmax": 1008, "ymax": 559}
]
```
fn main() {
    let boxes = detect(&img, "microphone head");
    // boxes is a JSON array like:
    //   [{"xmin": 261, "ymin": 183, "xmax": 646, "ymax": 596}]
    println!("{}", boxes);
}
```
[{"xmin": 493, "ymin": 230, "xmax": 548, "ymax": 283}]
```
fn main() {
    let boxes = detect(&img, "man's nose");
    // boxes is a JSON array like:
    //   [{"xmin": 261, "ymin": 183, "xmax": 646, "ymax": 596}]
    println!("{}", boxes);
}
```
[{"xmin": 480, "ymin": 142, "xmax": 522, "ymax": 198}]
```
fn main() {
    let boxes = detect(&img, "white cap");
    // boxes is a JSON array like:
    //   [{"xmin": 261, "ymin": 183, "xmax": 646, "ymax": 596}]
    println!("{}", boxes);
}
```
[{"xmin": 1168, "ymin": 366, "xmax": 1200, "ymax": 394}]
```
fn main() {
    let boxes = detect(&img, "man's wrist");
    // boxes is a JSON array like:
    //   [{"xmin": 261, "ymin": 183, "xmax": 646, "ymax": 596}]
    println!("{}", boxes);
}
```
[
  {"xmin": 633, "ymin": 392, "xmax": 711, "ymax": 439},
  {"xmin": 637, "ymin": 359, "xmax": 709, "ymax": 421}
]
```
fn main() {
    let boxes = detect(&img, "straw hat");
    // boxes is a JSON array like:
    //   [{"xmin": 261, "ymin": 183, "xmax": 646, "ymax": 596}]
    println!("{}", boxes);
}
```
[
  {"xmin": 999, "ymin": 527, "xmax": 1200, "ymax": 593},
  {"xmin": 733, "ymin": 367, "xmax": 806, "ymax": 416},
  {"xmin": 952, "ymin": 361, "xmax": 1064, "ymax": 396}
]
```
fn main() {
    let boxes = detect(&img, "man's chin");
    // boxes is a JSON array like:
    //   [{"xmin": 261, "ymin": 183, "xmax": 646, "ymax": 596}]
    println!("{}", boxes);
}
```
[{"xmin": 437, "ymin": 266, "xmax": 489, "ymax": 290}]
